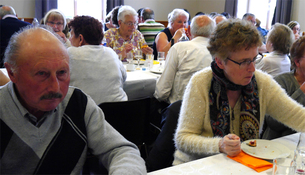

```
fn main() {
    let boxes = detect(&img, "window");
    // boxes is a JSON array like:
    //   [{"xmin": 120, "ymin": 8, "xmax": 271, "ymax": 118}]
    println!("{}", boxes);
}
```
[
  {"xmin": 236, "ymin": 0, "xmax": 276, "ymax": 30},
  {"xmin": 58, "ymin": 0, "xmax": 106, "ymax": 21}
]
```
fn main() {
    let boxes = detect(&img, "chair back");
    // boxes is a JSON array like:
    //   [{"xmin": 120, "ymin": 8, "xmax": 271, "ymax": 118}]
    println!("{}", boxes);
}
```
[{"xmin": 98, "ymin": 97, "xmax": 151, "ymax": 147}]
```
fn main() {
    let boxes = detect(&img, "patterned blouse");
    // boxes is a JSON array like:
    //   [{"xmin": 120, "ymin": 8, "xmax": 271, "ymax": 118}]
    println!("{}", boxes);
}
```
[{"xmin": 104, "ymin": 28, "xmax": 147, "ymax": 61}]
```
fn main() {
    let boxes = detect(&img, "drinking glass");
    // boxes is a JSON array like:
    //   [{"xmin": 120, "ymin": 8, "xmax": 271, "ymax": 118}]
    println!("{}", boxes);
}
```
[
  {"xmin": 134, "ymin": 50, "xmax": 142, "ymax": 70},
  {"xmin": 272, "ymin": 157, "xmax": 296, "ymax": 175},
  {"xmin": 126, "ymin": 52, "xmax": 133, "ymax": 64},
  {"xmin": 157, "ymin": 52, "xmax": 165, "ymax": 70},
  {"xmin": 293, "ymin": 133, "xmax": 305, "ymax": 174}
]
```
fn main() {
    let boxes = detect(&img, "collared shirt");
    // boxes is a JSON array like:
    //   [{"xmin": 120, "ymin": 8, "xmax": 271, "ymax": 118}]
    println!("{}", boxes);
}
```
[
  {"xmin": 0, "ymin": 82, "xmax": 146, "ymax": 174},
  {"xmin": 255, "ymin": 51, "xmax": 291, "ymax": 77},
  {"xmin": 154, "ymin": 36, "xmax": 213, "ymax": 103},
  {"xmin": 2, "ymin": 14, "xmax": 18, "ymax": 20}
]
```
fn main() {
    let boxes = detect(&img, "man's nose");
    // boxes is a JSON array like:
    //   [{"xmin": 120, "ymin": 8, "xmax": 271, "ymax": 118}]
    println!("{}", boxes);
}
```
[{"xmin": 48, "ymin": 74, "xmax": 60, "ymax": 92}]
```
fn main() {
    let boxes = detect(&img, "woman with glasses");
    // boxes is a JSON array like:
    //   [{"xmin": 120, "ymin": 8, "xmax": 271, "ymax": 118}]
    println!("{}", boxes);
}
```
[
  {"xmin": 152, "ymin": 8, "xmax": 189, "ymax": 60},
  {"xmin": 262, "ymin": 36, "xmax": 305, "ymax": 140},
  {"xmin": 43, "ymin": 9, "xmax": 71, "ymax": 47},
  {"xmin": 287, "ymin": 21, "xmax": 301, "ymax": 40},
  {"xmin": 104, "ymin": 5, "xmax": 152, "ymax": 61},
  {"xmin": 255, "ymin": 23, "xmax": 294, "ymax": 77},
  {"xmin": 173, "ymin": 19, "xmax": 305, "ymax": 165}
]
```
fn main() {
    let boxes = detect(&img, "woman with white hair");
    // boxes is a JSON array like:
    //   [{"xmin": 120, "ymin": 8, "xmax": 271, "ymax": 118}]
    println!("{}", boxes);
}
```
[
  {"xmin": 104, "ymin": 5, "xmax": 152, "ymax": 61},
  {"xmin": 43, "ymin": 9, "xmax": 71, "ymax": 46},
  {"xmin": 152, "ymin": 8, "xmax": 189, "ymax": 60}
]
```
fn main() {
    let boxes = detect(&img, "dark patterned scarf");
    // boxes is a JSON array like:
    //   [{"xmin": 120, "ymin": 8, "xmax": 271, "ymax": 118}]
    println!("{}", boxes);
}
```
[{"xmin": 209, "ymin": 61, "xmax": 260, "ymax": 141}]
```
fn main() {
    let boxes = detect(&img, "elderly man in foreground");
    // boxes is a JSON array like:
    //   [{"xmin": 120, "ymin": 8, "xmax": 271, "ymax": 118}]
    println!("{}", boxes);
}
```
[
  {"xmin": 0, "ymin": 26, "xmax": 146, "ymax": 174},
  {"xmin": 154, "ymin": 15, "xmax": 215, "ymax": 104}
]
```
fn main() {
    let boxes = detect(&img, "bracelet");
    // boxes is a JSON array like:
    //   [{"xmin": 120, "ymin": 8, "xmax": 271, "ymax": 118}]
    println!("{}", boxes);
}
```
[{"xmin": 171, "ymin": 38, "xmax": 174, "ymax": 46}]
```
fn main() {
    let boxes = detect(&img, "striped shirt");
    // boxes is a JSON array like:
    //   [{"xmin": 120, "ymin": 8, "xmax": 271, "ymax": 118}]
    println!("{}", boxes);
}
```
[{"xmin": 138, "ymin": 19, "xmax": 165, "ymax": 48}]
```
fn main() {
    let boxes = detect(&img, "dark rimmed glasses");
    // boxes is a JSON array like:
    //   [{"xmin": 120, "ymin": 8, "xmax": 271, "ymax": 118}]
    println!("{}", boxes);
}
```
[{"xmin": 227, "ymin": 53, "xmax": 263, "ymax": 69}]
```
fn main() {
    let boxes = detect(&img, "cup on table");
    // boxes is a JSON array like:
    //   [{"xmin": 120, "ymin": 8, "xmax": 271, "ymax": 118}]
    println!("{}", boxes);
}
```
[
  {"xmin": 157, "ymin": 52, "xmax": 165, "ymax": 70},
  {"xmin": 272, "ymin": 157, "xmax": 296, "ymax": 175},
  {"xmin": 126, "ymin": 64, "xmax": 135, "ymax": 71}
]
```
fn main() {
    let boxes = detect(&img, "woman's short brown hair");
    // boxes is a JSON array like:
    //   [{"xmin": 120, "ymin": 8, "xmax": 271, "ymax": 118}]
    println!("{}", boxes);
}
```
[
  {"xmin": 208, "ymin": 18, "xmax": 262, "ymax": 61},
  {"xmin": 68, "ymin": 15, "xmax": 104, "ymax": 45},
  {"xmin": 290, "ymin": 36, "xmax": 305, "ymax": 69},
  {"xmin": 267, "ymin": 23, "xmax": 294, "ymax": 54}
]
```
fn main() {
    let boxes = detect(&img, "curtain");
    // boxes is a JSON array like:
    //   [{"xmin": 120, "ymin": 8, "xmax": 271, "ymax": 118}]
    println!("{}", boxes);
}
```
[
  {"xmin": 35, "ymin": 0, "xmax": 57, "ymax": 22},
  {"xmin": 272, "ymin": 0, "xmax": 293, "ymax": 25},
  {"xmin": 106, "ymin": 0, "xmax": 124, "ymax": 14},
  {"xmin": 224, "ymin": 0, "xmax": 238, "ymax": 18}
]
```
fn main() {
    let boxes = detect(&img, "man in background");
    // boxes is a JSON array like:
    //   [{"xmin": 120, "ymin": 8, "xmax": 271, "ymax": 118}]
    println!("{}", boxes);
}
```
[
  {"xmin": 154, "ymin": 15, "xmax": 215, "ymax": 104},
  {"xmin": 0, "ymin": 26, "xmax": 146, "ymax": 174},
  {"xmin": 0, "ymin": 5, "xmax": 31, "ymax": 67},
  {"xmin": 243, "ymin": 13, "xmax": 267, "ymax": 53},
  {"xmin": 138, "ymin": 7, "xmax": 165, "ymax": 48}
]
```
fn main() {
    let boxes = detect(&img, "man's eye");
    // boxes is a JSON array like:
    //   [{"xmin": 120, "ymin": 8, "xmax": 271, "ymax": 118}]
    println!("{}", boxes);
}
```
[{"xmin": 37, "ymin": 71, "xmax": 46, "ymax": 76}]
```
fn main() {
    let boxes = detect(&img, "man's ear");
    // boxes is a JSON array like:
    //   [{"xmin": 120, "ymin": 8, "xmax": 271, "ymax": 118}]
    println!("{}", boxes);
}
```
[
  {"xmin": 4, "ymin": 63, "xmax": 16, "ymax": 83},
  {"xmin": 215, "ymin": 57, "xmax": 225, "ymax": 69}
]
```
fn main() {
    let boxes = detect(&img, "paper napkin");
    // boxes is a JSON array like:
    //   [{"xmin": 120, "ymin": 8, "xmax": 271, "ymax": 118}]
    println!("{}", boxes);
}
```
[{"xmin": 227, "ymin": 151, "xmax": 273, "ymax": 172}]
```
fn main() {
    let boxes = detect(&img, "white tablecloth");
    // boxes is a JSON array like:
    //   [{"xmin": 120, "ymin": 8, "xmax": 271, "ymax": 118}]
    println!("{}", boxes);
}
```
[
  {"xmin": 148, "ymin": 133, "xmax": 300, "ymax": 175},
  {"xmin": 0, "ymin": 68, "xmax": 160, "ymax": 101}
]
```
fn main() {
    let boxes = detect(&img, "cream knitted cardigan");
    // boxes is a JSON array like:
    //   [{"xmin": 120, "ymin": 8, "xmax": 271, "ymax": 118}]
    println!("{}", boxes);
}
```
[{"xmin": 173, "ymin": 67, "xmax": 305, "ymax": 165}]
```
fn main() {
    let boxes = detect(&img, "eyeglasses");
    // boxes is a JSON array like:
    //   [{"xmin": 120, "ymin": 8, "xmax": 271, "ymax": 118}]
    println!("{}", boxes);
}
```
[
  {"xmin": 226, "ymin": 53, "xmax": 263, "ymax": 69},
  {"xmin": 47, "ymin": 21, "xmax": 64, "ymax": 26},
  {"xmin": 123, "ymin": 21, "xmax": 138, "ymax": 27}
]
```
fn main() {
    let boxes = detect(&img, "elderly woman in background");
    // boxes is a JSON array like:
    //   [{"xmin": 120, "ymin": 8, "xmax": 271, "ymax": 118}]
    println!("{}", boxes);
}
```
[
  {"xmin": 104, "ymin": 5, "xmax": 152, "ymax": 61},
  {"xmin": 173, "ymin": 19, "xmax": 305, "ymax": 165},
  {"xmin": 152, "ymin": 8, "xmax": 189, "ymax": 60},
  {"xmin": 68, "ymin": 15, "xmax": 127, "ymax": 105},
  {"xmin": 287, "ymin": 21, "xmax": 301, "ymax": 40},
  {"xmin": 255, "ymin": 23, "xmax": 294, "ymax": 77},
  {"xmin": 262, "ymin": 36, "xmax": 305, "ymax": 140},
  {"xmin": 43, "ymin": 9, "xmax": 71, "ymax": 46}
]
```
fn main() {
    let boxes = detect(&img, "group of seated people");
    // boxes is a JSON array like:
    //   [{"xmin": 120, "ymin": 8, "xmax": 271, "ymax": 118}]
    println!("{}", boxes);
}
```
[{"xmin": 1, "ymin": 3, "xmax": 305, "ymax": 174}]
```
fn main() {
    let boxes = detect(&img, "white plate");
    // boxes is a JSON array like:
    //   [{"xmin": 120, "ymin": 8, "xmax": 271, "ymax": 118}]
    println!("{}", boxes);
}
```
[
  {"xmin": 150, "ymin": 68, "xmax": 163, "ymax": 74},
  {"xmin": 241, "ymin": 139, "xmax": 290, "ymax": 160},
  {"xmin": 133, "ymin": 60, "xmax": 145, "ymax": 65}
]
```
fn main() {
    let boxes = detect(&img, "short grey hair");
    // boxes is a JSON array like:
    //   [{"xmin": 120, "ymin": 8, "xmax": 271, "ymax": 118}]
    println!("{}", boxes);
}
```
[
  {"xmin": 117, "ymin": 5, "xmax": 137, "ymax": 22},
  {"xmin": 4, "ymin": 25, "xmax": 64, "ymax": 73},
  {"xmin": 0, "ymin": 5, "xmax": 16, "ymax": 18},
  {"xmin": 168, "ymin": 9, "xmax": 189, "ymax": 27},
  {"xmin": 242, "ymin": 13, "xmax": 255, "ymax": 20},
  {"xmin": 267, "ymin": 23, "xmax": 295, "ymax": 54},
  {"xmin": 43, "ymin": 9, "xmax": 67, "ymax": 27},
  {"xmin": 190, "ymin": 15, "xmax": 216, "ymax": 37}
]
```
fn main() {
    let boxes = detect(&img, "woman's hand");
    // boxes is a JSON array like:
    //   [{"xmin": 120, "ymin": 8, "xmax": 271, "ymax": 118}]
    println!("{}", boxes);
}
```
[
  {"xmin": 56, "ymin": 31, "xmax": 67, "ymax": 42},
  {"xmin": 219, "ymin": 134, "xmax": 241, "ymax": 157},
  {"xmin": 172, "ymin": 28, "xmax": 185, "ymax": 43},
  {"xmin": 121, "ymin": 43, "xmax": 133, "ymax": 59},
  {"xmin": 141, "ymin": 46, "xmax": 153, "ymax": 55}
]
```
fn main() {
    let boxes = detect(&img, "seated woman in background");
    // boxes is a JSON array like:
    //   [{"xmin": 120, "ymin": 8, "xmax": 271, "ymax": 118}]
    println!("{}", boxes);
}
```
[
  {"xmin": 104, "ymin": 5, "xmax": 152, "ymax": 61},
  {"xmin": 0, "ymin": 70, "xmax": 9, "ymax": 86},
  {"xmin": 262, "ymin": 36, "xmax": 305, "ymax": 140},
  {"xmin": 287, "ymin": 21, "xmax": 301, "ymax": 40},
  {"xmin": 152, "ymin": 8, "xmax": 189, "ymax": 60},
  {"xmin": 68, "ymin": 15, "xmax": 127, "ymax": 105},
  {"xmin": 43, "ymin": 9, "xmax": 71, "ymax": 47},
  {"xmin": 255, "ymin": 23, "xmax": 294, "ymax": 77},
  {"xmin": 173, "ymin": 19, "xmax": 305, "ymax": 165}
]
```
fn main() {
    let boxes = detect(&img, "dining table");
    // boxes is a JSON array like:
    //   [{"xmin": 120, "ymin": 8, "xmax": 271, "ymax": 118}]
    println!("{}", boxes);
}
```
[
  {"xmin": 0, "ymin": 66, "xmax": 161, "ymax": 101},
  {"xmin": 148, "ymin": 133, "xmax": 300, "ymax": 175}
]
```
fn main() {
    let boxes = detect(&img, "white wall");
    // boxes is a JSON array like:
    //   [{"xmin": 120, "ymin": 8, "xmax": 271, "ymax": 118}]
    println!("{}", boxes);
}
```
[
  {"xmin": 124, "ymin": 0, "xmax": 226, "ymax": 21},
  {"xmin": 3, "ymin": 0, "xmax": 305, "ymax": 29},
  {"xmin": 291, "ymin": 0, "xmax": 305, "ymax": 31},
  {"xmin": 2, "ymin": 0, "xmax": 35, "ymax": 18}
]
